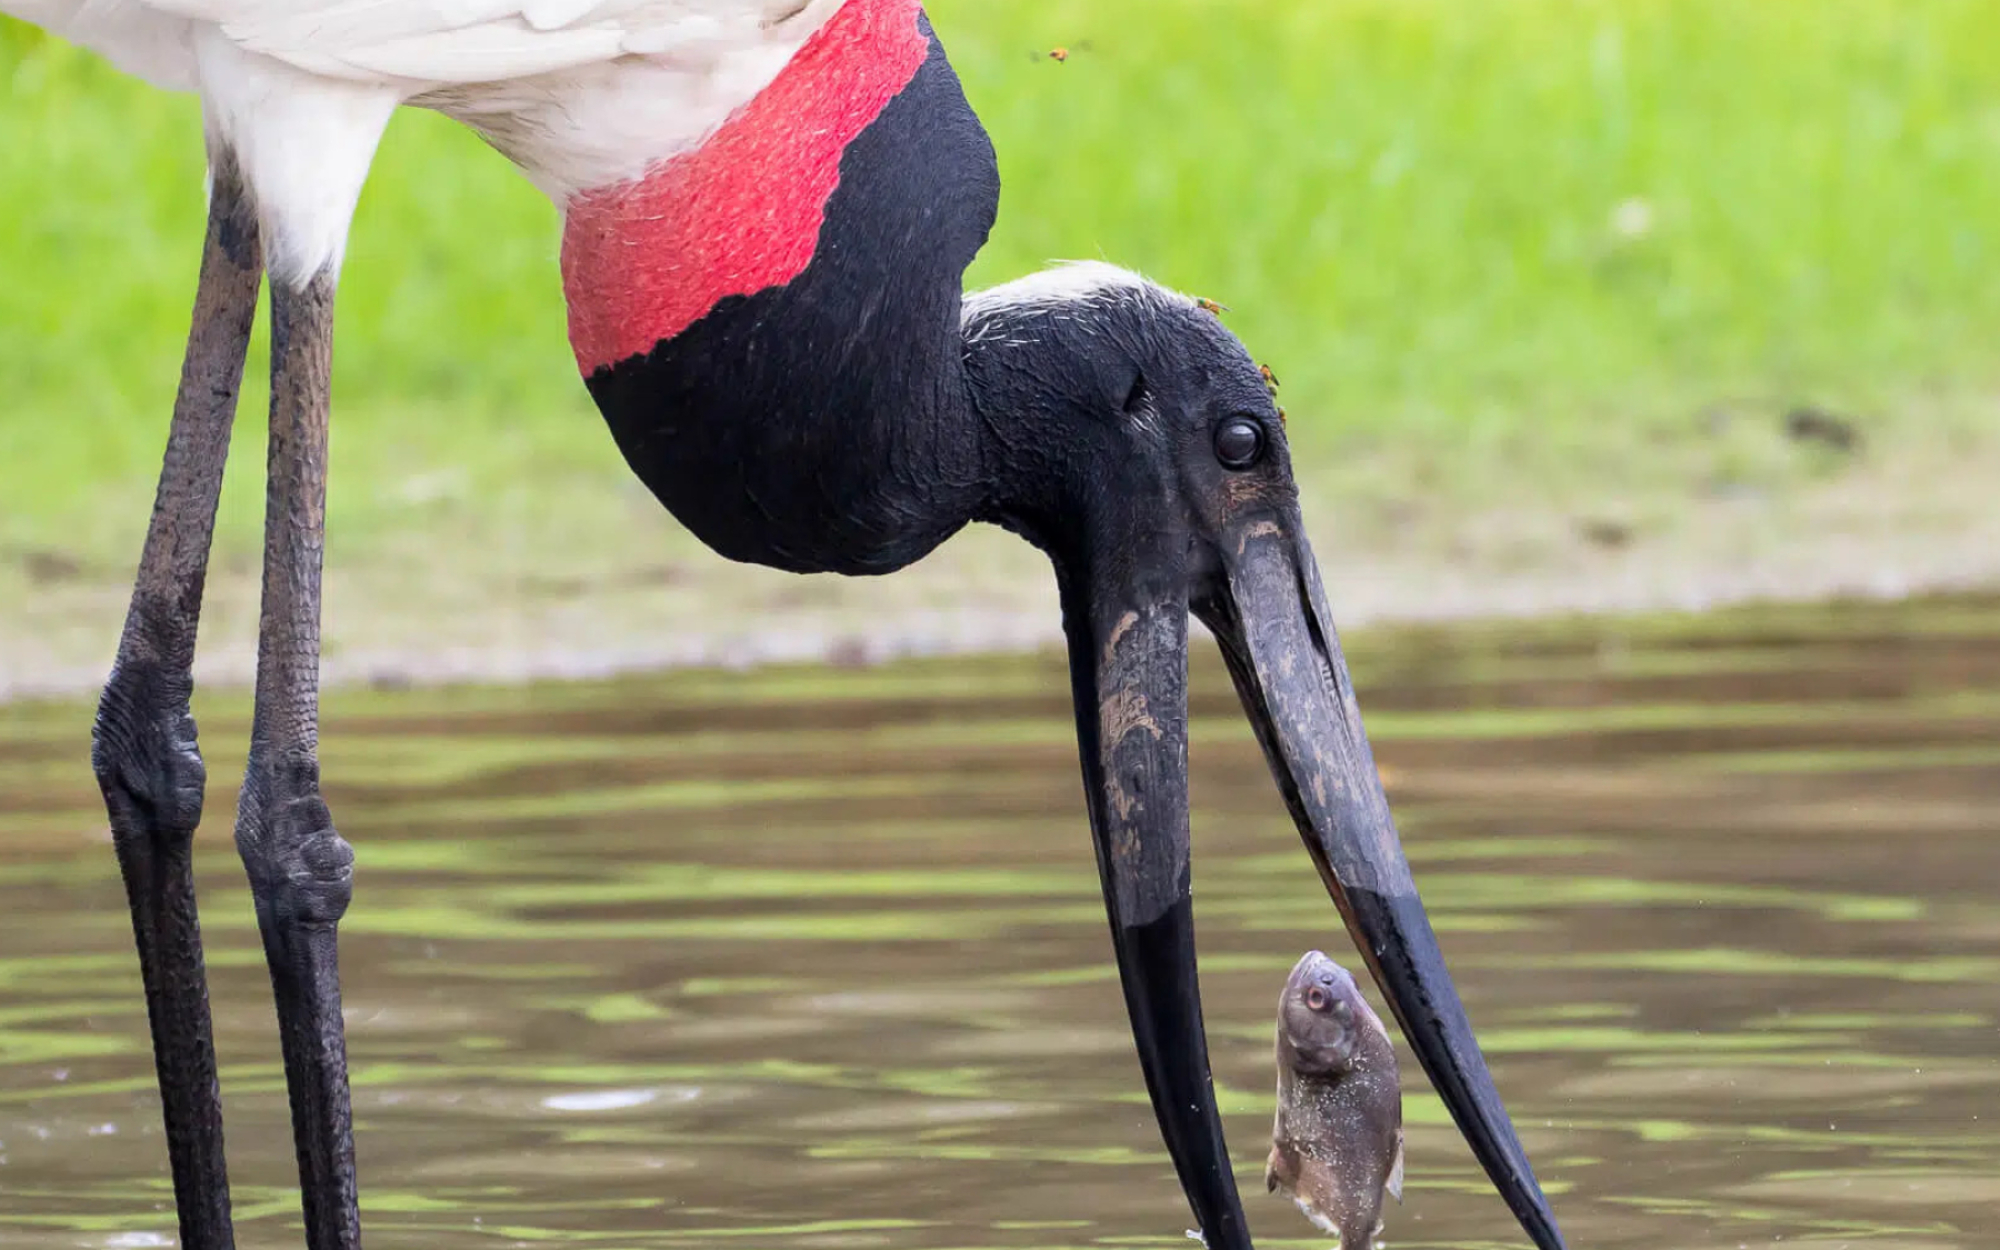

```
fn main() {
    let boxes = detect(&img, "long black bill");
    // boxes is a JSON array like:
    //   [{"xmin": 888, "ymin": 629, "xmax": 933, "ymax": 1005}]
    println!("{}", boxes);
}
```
[
  {"xmin": 1057, "ymin": 575, "xmax": 1254, "ymax": 1250},
  {"xmin": 1195, "ymin": 513, "xmax": 1568, "ymax": 1250}
]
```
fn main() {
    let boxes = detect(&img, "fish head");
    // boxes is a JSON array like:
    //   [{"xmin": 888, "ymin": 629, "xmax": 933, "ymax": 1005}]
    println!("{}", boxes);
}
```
[{"xmin": 1279, "ymin": 949, "xmax": 1384, "ymax": 1077}]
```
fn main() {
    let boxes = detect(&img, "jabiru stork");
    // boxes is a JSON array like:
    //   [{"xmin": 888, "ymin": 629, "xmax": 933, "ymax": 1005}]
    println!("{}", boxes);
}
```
[{"xmin": 3, "ymin": 2, "xmax": 1568, "ymax": 1247}]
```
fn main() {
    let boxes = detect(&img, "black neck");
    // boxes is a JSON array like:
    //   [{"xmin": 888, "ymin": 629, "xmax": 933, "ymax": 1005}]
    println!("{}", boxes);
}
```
[{"xmin": 582, "ymin": 14, "xmax": 1002, "ymax": 577}]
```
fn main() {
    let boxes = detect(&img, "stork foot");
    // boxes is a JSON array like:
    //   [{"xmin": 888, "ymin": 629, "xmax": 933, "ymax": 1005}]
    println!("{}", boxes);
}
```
[
  {"xmin": 93, "ymin": 652, "xmax": 238, "ymax": 1250},
  {"xmin": 239, "ymin": 756, "xmax": 358, "ymax": 1250}
]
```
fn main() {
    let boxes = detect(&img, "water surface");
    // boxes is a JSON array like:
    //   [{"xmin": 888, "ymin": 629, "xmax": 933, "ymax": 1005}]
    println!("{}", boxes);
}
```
[{"xmin": 3, "ymin": 596, "xmax": 1999, "ymax": 1248}]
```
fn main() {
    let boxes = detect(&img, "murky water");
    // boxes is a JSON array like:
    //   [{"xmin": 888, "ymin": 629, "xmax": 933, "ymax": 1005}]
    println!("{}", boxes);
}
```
[{"xmin": 3, "ymin": 596, "xmax": 1999, "ymax": 1249}]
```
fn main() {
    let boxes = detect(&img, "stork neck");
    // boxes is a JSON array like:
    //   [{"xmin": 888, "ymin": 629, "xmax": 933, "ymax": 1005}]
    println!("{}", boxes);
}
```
[
  {"xmin": 560, "ymin": 0, "xmax": 930, "ymax": 376},
  {"xmin": 572, "ymin": 4, "xmax": 1003, "ymax": 576}
]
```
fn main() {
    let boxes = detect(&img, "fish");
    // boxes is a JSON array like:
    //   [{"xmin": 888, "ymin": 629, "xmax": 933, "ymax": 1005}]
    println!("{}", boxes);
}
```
[{"xmin": 1265, "ymin": 950, "xmax": 1405, "ymax": 1249}]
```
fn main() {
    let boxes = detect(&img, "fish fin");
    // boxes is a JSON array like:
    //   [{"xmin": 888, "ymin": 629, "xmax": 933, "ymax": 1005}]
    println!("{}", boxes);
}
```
[
  {"xmin": 1385, "ymin": 1132, "xmax": 1405, "ymax": 1202},
  {"xmin": 1265, "ymin": 1142, "xmax": 1299, "ymax": 1196}
]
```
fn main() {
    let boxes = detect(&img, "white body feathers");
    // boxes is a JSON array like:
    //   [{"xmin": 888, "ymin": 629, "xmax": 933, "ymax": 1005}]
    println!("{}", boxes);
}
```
[{"xmin": 4, "ymin": 0, "xmax": 845, "ymax": 281}]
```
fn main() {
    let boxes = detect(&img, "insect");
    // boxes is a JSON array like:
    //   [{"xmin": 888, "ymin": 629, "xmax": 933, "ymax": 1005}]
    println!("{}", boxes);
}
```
[
  {"xmin": 1196, "ymin": 296, "xmax": 1229, "ymax": 315},
  {"xmin": 1049, "ymin": 46, "xmax": 1068, "ymax": 62},
  {"xmin": 1260, "ymin": 363, "xmax": 1281, "ymax": 394}
]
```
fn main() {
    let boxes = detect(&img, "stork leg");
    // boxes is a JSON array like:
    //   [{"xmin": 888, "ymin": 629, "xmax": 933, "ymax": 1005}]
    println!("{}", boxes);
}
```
[
  {"xmin": 234, "ymin": 266, "xmax": 360, "ymax": 1250},
  {"xmin": 92, "ymin": 153, "xmax": 261, "ymax": 1250}
]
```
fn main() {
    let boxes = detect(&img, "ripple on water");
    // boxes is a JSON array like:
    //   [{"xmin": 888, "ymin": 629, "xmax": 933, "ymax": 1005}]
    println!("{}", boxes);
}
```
[{"xmin": 4, "ymin": 595, "xmax": 2000, "ymax": 1247}]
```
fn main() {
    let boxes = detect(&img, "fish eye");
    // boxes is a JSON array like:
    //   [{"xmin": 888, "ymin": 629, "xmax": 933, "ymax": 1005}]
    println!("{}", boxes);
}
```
[
  {"xmin": 1304, "ymin": 985, "xmax": 1329, "ymax": 1012},
  {"xmin": 1213, "ymin": 416, "xmax": 1264, "ymax": 469}
]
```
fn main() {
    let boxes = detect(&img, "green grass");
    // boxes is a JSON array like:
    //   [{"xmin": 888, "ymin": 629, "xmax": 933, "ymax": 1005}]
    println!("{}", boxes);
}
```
[{"xmin": 4, "ymin": 0, "xmax": 2000, "ymax": 586}]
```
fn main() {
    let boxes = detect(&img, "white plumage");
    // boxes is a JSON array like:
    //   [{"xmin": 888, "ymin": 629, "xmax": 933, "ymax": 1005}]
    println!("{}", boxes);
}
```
[
  {"xmin": 962, "ymin": 260, "xmax": 1192, "ymax": 328},
  {"xmin": 5, "ymin": 0, "xmax": 846, "ymax": 280}
]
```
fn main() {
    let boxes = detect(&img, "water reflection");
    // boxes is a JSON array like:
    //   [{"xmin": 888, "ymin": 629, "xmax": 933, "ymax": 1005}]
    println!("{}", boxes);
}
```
[{"xmin": 3, "ymin": 595, "xmax": 1999, "ymax": 1248}]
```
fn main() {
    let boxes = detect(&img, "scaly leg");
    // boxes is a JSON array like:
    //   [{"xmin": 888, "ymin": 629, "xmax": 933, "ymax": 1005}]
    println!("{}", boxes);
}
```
[
  {"xmin": 233, "ymin": 267, "xmax": 360, "ymax": 1250},
  {"xmin": 92, "ymin": 152, "xmax": 262, "ymax": 1250}
]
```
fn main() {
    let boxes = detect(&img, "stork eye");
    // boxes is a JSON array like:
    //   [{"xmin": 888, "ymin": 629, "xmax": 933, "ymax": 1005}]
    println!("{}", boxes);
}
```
[
  {"xmin": 1213, "ymin": 417, "xmax": 1264, "ymax": 469},
  {"xmin": 1305, "ymin": 986, "xmax": 1330, "ymax": 1012}
]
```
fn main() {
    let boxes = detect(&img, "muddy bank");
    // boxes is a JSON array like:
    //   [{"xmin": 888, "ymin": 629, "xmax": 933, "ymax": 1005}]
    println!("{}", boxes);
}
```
[
  {"xmin": 7, "ymin": 430, "xmax": 1998, "ymax": 704},
  {"xmin": 7, "ymin": 476, "xmax": 1992, "ymax": 704}
]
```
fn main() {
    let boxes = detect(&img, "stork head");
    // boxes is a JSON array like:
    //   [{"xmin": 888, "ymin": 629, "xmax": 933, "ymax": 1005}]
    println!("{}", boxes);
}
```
[{"xmin": 962, "ymin": 262, "xmax": 1565, "ymax": 1250}]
